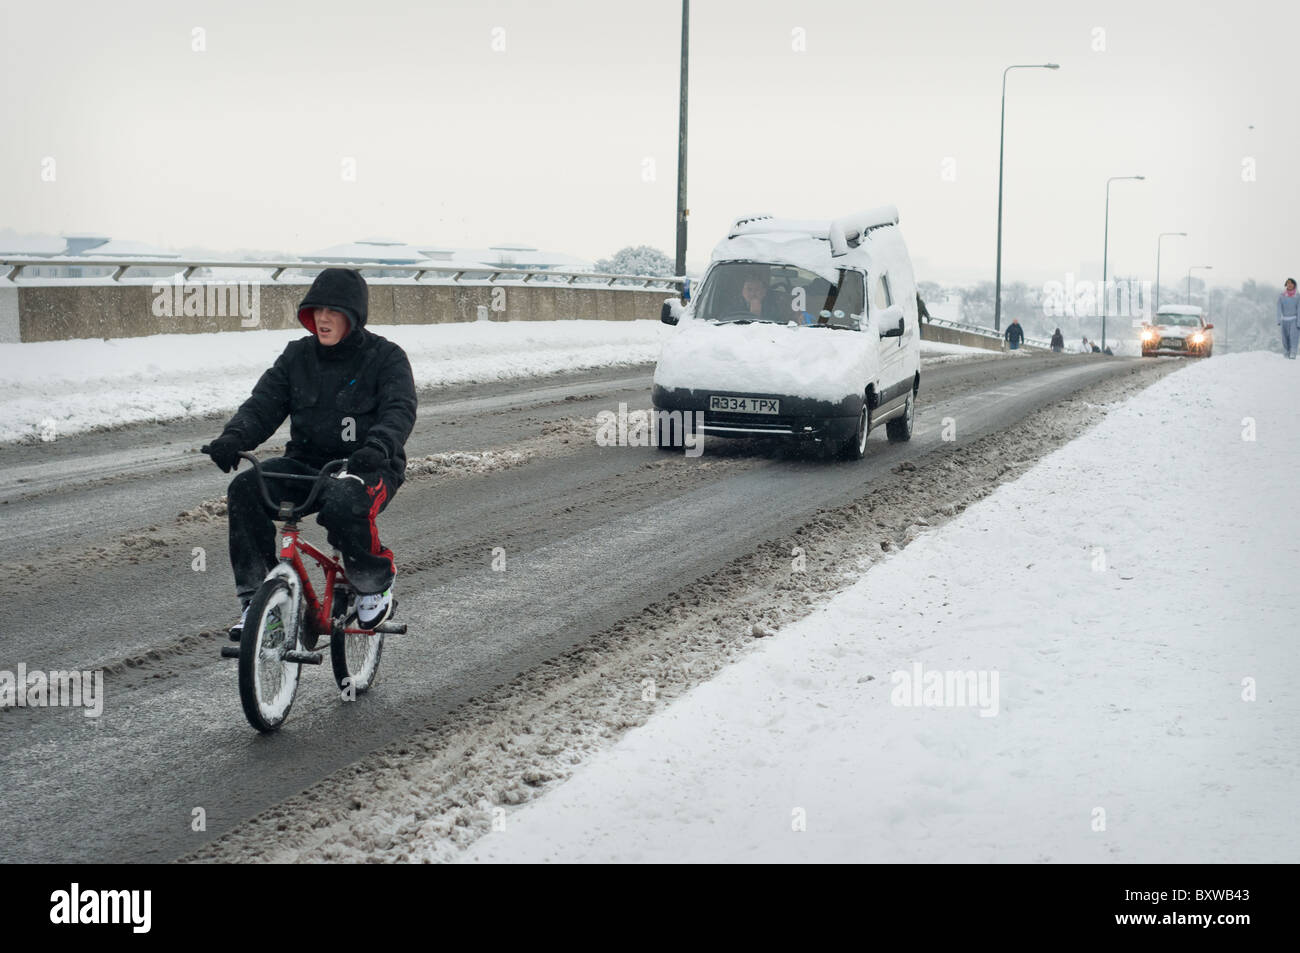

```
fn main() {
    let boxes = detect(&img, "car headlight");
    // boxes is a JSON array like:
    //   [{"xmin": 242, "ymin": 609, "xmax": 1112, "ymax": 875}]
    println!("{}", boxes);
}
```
[
  {"xmin": 1191, "ymin": 333, "xmax": 1203, "ymax": 344},
  {"xmin": 1140, "ymin": 329, "xmax": 1155, "ymax": 342}
]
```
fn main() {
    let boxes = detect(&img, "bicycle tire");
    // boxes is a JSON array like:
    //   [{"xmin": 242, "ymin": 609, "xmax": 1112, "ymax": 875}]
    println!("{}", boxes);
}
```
[
  {"xmin": 238, "ymin": 577, "xmax": 302, "ymax": 733},
  {"xmin": 330, "ymin": 616, "xmax": 385, "ymax": 697}
]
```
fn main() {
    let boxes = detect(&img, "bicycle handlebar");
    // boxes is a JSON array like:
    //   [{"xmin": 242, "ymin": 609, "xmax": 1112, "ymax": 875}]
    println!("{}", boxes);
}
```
[{"xmin": 236, "ymin": 452, "xmax": 350, "ymax": 521}]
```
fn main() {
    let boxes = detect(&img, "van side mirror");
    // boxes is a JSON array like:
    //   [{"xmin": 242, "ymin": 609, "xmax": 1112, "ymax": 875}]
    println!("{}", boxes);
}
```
[
  {"xmin": 661, "ymin": 299, "xmax": 683, "ymax": 326},
  {"xmin": 878, "ymin": 304, "xmax": 905, "ymax": 338}
]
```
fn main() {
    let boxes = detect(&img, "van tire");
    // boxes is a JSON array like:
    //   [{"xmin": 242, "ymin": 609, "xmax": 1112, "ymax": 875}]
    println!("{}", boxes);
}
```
[
  {"xmin": 886, "ymin": 391, "xmax": 915, "ymax": 443},
  {"xmin": 838, "ymin": 398, "xmax": 870, "ymax": 461},
  {"xmin": 656, "ymin": 409, "xmax": 696, "ymax": 452}
]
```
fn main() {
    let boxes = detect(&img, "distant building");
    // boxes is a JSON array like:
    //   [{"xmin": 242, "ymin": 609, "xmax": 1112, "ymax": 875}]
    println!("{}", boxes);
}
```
[
  {"xmin": 302, "ymin": 238, "xmax": 434, "ymax": 278},
  {"xmin": 416, "ymin": 243, "xmax": 592, "ymax": 274},
  {"xmin": 1, "ymin": 234, "xmax": 182, "ymax": 279}
]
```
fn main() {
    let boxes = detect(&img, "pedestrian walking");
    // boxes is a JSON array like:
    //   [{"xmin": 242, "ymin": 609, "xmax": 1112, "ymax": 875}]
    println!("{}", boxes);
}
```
[{"xmin": 1279, "ymin": 278, "xmax": 1299, "ymax": 359}]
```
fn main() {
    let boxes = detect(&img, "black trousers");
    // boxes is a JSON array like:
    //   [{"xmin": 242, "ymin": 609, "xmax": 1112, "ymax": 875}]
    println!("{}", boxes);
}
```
[{"xmin": 227, "ymin": 456, "xmax": 397, "ymax": 603}]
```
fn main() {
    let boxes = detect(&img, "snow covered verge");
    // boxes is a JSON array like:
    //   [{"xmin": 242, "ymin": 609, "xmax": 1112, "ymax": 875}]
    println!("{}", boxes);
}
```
[
  {"xmin": 0, "ymin": 321, "xmax": 673, "ymax": 443},
  {"xmin": 457, "ymin": 352, "xmax": 1298, "ymax": 863},
  {"xmin": 917, "ymin": 339, "xmax": 1002, "ymax": 363},
  {"xmin": 0, "ymin": 322, "xmax": 986, "ymax": 444}
]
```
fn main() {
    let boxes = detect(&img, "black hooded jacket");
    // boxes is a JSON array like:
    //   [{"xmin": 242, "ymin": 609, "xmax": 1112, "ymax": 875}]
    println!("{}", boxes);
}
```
[{"xmin": 220, "ymin": 268, "xmax": 417, "ymax": 487}]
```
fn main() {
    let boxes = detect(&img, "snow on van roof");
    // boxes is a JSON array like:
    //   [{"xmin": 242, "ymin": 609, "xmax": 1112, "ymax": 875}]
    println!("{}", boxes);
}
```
[
  {"xmin": 712, "ymin": 230, "xmax": 841, "ymax": 282},
  {"xmin": 730, "ymin": 216, "xmax": 831, "ymax": 239},
  {"xmin": 712, "ymin": 208, "xmax": 905, "ymax": 283},
  {"xmin": 1156, "ymin": 304, "xmax": 1203, "ymax": 316},
  {"xmin": 829, "ymin": 206, "xmax": 899, "ymax": 257}
]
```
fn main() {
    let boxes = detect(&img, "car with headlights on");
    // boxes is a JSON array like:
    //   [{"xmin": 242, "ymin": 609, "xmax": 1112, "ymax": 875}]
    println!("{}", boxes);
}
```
[{"xmin": 1140, "ymin": 304, "xmax": 1213, "ymax": 357}]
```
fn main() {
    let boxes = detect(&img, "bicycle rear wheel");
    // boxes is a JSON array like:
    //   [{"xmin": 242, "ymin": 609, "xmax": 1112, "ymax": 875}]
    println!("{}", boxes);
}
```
[
  {"xmin": 331, "ymin": 618, "xmax": 384, "ymax": 696},
  {"xmin": 238, "ymin": 577, "xmax": 302, "ymax": 733}
]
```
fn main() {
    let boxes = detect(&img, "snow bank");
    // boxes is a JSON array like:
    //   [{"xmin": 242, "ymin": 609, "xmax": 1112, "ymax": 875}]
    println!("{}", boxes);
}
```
[
  {"xmin": 0, "ymin": 320, "xmax": 671, "ymax": 442},
  {"xmin": 918, "ymin": 339, "xmax": 996, "ymax": 360},
  {"xmin": 459, "ymin": 352, "xmax": 1300, "ymax": 863}
]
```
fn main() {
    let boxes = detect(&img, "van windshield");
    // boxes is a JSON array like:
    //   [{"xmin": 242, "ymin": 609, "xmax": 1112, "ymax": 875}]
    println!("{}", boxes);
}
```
[{"xmin": 693, "ymin": 262, "xmax": 863, "ymax": 328}]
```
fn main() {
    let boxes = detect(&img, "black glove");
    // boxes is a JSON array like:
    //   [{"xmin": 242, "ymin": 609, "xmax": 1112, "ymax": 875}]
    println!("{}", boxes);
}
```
[
  {"xmin": 346, "ymin": 445, "xmax": 386, "ymax": 478},
  {"xmin": 201, "ymin": 434, "xmax": 243, "ymax": 473}
]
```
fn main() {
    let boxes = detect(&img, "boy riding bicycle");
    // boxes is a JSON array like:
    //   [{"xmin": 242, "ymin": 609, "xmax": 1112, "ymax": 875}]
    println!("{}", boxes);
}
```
[{"xmin": 203, "ymin": 268, "xmax": 417, "ymax": 637}]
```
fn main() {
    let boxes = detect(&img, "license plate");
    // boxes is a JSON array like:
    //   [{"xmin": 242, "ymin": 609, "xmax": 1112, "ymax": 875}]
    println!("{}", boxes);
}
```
[{"xmin": 709, "ymin": 395, "xmax": 780, "ymax": 415}]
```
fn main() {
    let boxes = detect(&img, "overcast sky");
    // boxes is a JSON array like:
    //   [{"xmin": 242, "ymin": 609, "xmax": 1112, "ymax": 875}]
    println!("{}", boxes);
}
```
[{"xmin": 1, "ymin": 0, "xmax": 1294, "ymax": 287}]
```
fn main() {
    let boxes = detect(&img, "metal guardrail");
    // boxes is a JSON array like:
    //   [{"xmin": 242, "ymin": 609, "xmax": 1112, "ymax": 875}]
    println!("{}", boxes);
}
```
[
  {"xmin": 925, "ymin": 315, "xmax": 1053, "ymax": 350},
  {"xmin": 926, "ymin": 316, "xmax": 1002, "ymax": 338},
  {"xmin": 0, "ymin": 256, "xmax": 686, "ymax": 290}
]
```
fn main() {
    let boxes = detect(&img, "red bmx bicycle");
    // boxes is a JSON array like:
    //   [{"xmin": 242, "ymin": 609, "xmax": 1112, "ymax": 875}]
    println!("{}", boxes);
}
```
[{"xmin": 213, "ymin": 452, "xmax": 406, "ymax": 733}]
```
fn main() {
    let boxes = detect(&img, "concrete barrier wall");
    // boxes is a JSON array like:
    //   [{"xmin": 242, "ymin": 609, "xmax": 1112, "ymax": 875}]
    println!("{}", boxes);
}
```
[
  {"xmin": 10, "ymin": 282, "xmax": 1048, "ymax": 353},
  {"xmin": 919, "ymin": 322, "xmax": 1050, "ymax": 353},
  {"xmin": 919, "ymin": 322, "xmax": 1003, "ymax": 351},
  {"xmin": 11, "ymin": 282, "xmax": 672, "ymax": 342}
]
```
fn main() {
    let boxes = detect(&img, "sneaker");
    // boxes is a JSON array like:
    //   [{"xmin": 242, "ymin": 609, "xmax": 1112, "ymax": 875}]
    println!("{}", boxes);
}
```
[
  {"xmin": 228, "ymin": 602, "xmax": 250, "ymax": 642},
  {"xmin": 356, "ymin": 586, "xmax": 394, "ymax": 630}
]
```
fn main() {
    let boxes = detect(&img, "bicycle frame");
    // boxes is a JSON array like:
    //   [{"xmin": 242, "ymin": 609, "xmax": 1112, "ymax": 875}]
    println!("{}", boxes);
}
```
[
  {"xmin": 276, "ymin": 524, "xmax": 343, "ymax": 639},
  {"xmin": 235, "ymin": 452, "xmax": 384, "ymax": 640}
]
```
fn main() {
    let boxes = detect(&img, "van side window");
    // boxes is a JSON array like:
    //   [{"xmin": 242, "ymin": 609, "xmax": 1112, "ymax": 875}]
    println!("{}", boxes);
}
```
[{"xmin": 873, "ymin": 273, "xmax": 893, "ymax": 311}]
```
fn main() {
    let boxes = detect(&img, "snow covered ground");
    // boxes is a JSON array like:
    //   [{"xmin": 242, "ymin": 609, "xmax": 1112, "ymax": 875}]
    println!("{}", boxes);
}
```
[
  {"xmin": 0, "ymin": 321, "xmax": 671, "ymax": 443},
  {"xmin": 0, "ymin": 322, "xmax": 989, "ymax": 443},
  {"xmin": 456, "ymin": 352, "xmax": 1299, "ymax": 863},
  {"xmin": 917, "ymin": 339, "xmax": 1002, "ymax": 363}
]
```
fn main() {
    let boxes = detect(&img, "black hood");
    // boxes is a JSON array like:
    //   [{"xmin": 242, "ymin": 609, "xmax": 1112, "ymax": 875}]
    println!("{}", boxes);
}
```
[{"xmin": 297, "ymin": 268, "xmax": 369, "ymax": 334}]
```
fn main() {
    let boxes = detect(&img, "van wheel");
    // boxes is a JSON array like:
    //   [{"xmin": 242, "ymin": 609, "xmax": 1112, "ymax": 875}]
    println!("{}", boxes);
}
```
[
  {"xmin": 838, "ymin": 399, "xmax": 870, "ymax": 460},
  {"xmin": 656, "ymin": 409, "xmax": 698, "ymax": 451},
  {"xmin": 886, "ymin": 391, "xmax": 915, "ymax": 443},
  {"xmin": 656, "ymin": 412, "xmax": 676, "ymax": 450}
]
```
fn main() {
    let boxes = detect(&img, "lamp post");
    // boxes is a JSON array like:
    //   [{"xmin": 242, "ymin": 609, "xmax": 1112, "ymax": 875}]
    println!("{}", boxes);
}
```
[
  {"xmin": 1101, "ymin": 175, "xmax": 1144, "ymax": 351},
  {"xmin": 994, "ymin": 62, "xmax": 1059, "ymax": 333},
  {"xmin": 673, "ymin": 0, "xmax": 689, "ymax": 279},
  {"xmin": 1187, "ymin": 265, "xmax": 1212, "ymax": 304},
  {"xmin": 1155, "ymin": 231, "xmax": 1186, "ymax": 314}
]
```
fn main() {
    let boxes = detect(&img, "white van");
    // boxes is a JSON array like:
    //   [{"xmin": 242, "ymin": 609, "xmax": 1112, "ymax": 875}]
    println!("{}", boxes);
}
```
[{"xmin": 652, "ymin": 207, "xmax": 922, "ymax": 460}]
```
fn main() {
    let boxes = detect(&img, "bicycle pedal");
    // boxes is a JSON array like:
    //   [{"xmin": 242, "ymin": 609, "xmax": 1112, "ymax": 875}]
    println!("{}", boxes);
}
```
[
  {"xmin": 283, "ymin": 649, "xmax": 324, "ymax": 665},
  {"xmin": 371, "ymin": 621, "xmax": 406, "ymax": 635},
  {"xmin": 220, "ymin": 646, "xmax": 240, "ymax": 659}
]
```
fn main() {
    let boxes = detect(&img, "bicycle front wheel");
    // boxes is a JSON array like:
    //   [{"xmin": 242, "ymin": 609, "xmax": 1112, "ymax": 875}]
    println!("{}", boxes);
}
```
[
  {"xmin": 331, "ymin": 621, "xmax": 384, "ymax": 697},
  {"xmin": 238, "ymin": 577, "xmax": 302, "ymax": 733}
]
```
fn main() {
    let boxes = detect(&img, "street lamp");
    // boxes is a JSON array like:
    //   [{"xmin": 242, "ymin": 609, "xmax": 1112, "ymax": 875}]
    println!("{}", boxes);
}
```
[
  {"xmin": 994, "ymin": 62, "xmax": 1059, "ymax": 333},
  {"xmin": 1155, "ymin": 231, "xmax": 1186, "ymax": 313},
  {"xmin": 1101, "ymin": 175, "xmax": 1144, "ymax": 351},
  {"xmin": 674, "ymin": 0, "xmax": 689, "ymax": 279},
  {"xmin": 1187, "ymin": 265, "xmax": 1212, "ymax": 304}
]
